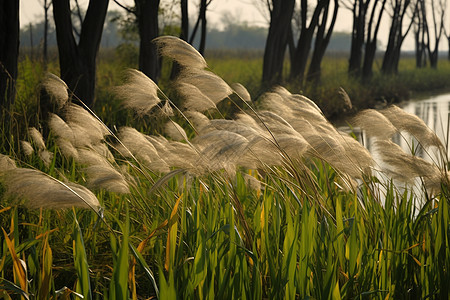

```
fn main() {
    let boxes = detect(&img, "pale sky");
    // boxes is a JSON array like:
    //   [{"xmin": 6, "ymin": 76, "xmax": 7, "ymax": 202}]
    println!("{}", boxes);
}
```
[{"xmin": 20, "ymin": 0, "xmax": 448, "ymax": 51}]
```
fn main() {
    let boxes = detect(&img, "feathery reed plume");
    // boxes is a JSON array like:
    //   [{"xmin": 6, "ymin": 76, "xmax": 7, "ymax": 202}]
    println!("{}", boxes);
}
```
[
  {"xmin": 0, "ymin": 168, "xmax": 100, "ymax": 211},
  {"xmin": 176, "ymin": 82, "xmax": 217, "ymax": 112},
  {"xmin": 77, "ymin": 149, "xmax": 129, "ymax": 194},
  {"xmin": 28, "ymin": 127, "xmax": 46, "ymax": 150},
  {"xmin": 117, "ymin": 127, "xmax": 169, "ymax": 173},
  {"xmin": 231, "ymin": 83, "xmax": 251, "ymax": 102},
  {"xmin": 162, "ymin": 141, "xmax": 200, "ymax": 172},
  {"xmin": 153, "ymin": 35, "xmax": 208, "ymax": 69},
  {"xmin": 0, "ymin": 154, "xmax": 17, "ymax": 171},
  {"xmin": 338, "ymin": 132, "xmax": 374, "ymax": 176},
  {"xmin": 56, "ymin": 138, "xmax": 79, "ymax": 159},
  {"xmin": 192, "ymin": 130, "xmax": 250, "ymax": 173},
  {"xmin": 184, "ymin": 111, "xmax": 211, "ymax": 131},
  {"xmin": 49, "ymin": 113, "xmax": 75, "ymax": 141},
  {"xmin": 115, "ymin": 69, "xmax": 161, "ymax": 117},
  {"xmin": 241, "ymin": 172, "xmax": 263, "ymax": 192},
  {"xmin": 177, "ymin": 69, "xmax": 233, "ymax": 105},
  {"xmin": 21, "ymin": 141, "xmax": 34, "ymax": 156},
  {"xmin": 381, "ymin": 105, "xmax": 444, "ymax": 149},
  {"xmin": 352, "ymin": 109, "xmax": 397, "ymax": 140},
  {"xmin": 165, "ymin": 121, "xmax": 188, "ymax": 141},
  {"xmin": 375, "ymin": 140, "xmax": 442, "ymax": 185},
  {"xmin": 41, "ymin": 73, "xmax": 69, "ymax": 108},
  {"xmin": 39, "ymin": 150, "xmax": 53, "ymax": 167},
  {"xmin": 65, "ymin": 104, "xmax": 109, "ymax": 146},
  {"xmin": 338, "ymin": 87, "xmax": 353, "ymax": 110}
]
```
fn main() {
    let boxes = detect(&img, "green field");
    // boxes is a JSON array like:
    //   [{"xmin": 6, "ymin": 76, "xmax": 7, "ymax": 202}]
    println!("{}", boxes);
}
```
[{"xmin": 1, "ymin": 41, "xmax": 450, "ymax": 299}]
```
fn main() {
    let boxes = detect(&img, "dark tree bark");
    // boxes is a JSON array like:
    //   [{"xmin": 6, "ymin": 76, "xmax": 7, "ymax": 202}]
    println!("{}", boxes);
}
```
[
  {"xmin": 423, "ymin": 0, "xmax": 445, "ymax": 69},
  {"xmin": 289, "ymin": 0, "xmax": 327, "ymax": 81},
  {"xmin": 0, "ymin": 0, "xmax": 19, "ymax": 108},
  {"xmin": 198, "ymin": 0, "xmax": 207, "ymax": 54},
  {"xmin": 180, "ymin": 0, "xmax": 188, "ymax": 41},
  {"xmin": 381, "ymin": 0, "xmax": 417, "ymax": 75},
  {"xmin": 135, "ymin": 0, "xmax": 161, "ymax": 81},
  {"xmin": 262, "ymin": 0, "xmax": 295, "ymax": 84},
  {"xmin": 53, "ymin": 0, "xmax": 109, "ymax": 107},
  {"xmin": 413, "ymin": 0, "xmax": 426, "ymax": 67},
  {"xmin": 306, "ymin": 0, "xmax": 339, "ymax": 82},
  {"xmin": 189, "ymin": 0, "xmax": 212, "ymax": 55},
  {"xmin": 362, "ymin": 0, "xmax": 387, "ymax": 80},
  {"xmin": 348, "ymin": 0, "xmax": 368, "ymax": 76},
  {"xmin": 43, "ymin": 0, "xmax": 50, "ymax": 68}
]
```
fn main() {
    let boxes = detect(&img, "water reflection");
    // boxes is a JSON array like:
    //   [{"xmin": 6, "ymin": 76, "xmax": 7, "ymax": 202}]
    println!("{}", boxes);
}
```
[{"xmin": 401, "ymin": 93, "xmax": 450, "ymax": 162}]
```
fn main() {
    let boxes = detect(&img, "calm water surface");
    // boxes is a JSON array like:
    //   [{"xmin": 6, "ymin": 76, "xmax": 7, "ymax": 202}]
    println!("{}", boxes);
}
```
[{"xmin": 400, "ymin": 93, "xmax": 450, "ymax": 160}]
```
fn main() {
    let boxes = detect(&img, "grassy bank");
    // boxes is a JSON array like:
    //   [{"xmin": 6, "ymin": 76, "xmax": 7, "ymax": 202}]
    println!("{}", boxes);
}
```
[{"xmin": 1, "ymin": 43, "xmax": 449, "ymax": 299}]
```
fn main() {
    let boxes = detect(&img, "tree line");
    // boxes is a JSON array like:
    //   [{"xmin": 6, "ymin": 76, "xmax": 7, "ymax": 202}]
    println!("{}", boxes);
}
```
[{"xmin": 1, "ymin": 0, "xmax": 449, "ymax": 112}]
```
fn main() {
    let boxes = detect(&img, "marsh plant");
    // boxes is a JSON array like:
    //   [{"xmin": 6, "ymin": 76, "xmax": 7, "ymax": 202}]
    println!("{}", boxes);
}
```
[{"xmin": 1, "ymin": 36, "xmax": 449, "ymax": 299}]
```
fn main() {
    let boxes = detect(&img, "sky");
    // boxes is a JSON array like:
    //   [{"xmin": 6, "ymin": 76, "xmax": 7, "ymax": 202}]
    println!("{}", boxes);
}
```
[
  {"xmin": 19, "ymin": 0, "xmax": 447, "ymax": 51},
  {"xmin": 19, "ymin": 0, "xmax": 353, "ymax": 32}
]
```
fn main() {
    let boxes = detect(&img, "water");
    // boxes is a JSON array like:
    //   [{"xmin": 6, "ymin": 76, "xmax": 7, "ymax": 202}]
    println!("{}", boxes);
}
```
[{"xmin": 401, "ymin": 93, "xmax": 450, "ymax": 157}]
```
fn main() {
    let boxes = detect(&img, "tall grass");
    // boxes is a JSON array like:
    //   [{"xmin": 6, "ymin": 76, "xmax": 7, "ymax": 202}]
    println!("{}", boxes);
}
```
[{"xmin": 1, "ymin": 37, "xmax": 450, "ymax": 299}]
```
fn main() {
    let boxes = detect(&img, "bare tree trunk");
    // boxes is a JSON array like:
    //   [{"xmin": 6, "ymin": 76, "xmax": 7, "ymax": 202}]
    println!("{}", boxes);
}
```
[
  {"xmin": 290, "ymin": 0, "xmax": 327, "ymax": 81},
  {"xmin": 424, "ymin": 0, "xmax": 445, "ymax": 69},
  {"xmin": 348, "ymin": 0, "xmax": 367, "ymax": 76},
  {"xmin": 0, "ymin": 0, "xmax": 19, "ymax": 108},
  {"xmin": 43, "ymin": 0, "xmax": 50, "ymax": 68},
  {"xmin": 262, "ymin": 0, "xmax": 295, "ymax": 84},
  {"xmin": 135, "ymin": 0, "xmax": 160, "ymax": 81},
  {"xmin": 382, "ymin": 0, "xmax": 417, "ymax": 75},
  {"xmin": 307, "ymin": 0, "xmax": 339, "ymax": 82},
  {"xmin": 199, "ymin": 0, "xmax": 207, "ymax": 55},
  {"xmin": 53, "ymin": 0, "xmax": 109, "ymax": 107},
  {"xmin": 362, "ymin": 0, "xmax": 386, "ymax": 80}
]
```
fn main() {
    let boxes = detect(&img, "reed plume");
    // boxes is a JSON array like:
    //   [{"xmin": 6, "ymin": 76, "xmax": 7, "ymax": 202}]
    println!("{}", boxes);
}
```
[
  {"xmin": 41, "ymin": 73, "xmax": 69, "ymax": 108},
  {"xmin": 381, "ymin": 105, "xmax": 444, "ymax": 150},
  {"xmin": 352, "ymin": 109, "xmax": 397, "ymax": 140},
  {"xmin": 177, "ymin": 68, "xmax": 233, "ymax": 105},
  {"xmin": 115, "ymin": 69, "xmax": 161, "ymax": 117},
  {"xmin": 0, "ymin": 167, "xmax": 100, "ymax": 211},
  {"xmin": 153, "ymin": 35, "xmax": 208, "ymax": 69},
  {"xmin": 231, "ymin": 82, "xmax": 251, "ymax": 102}
]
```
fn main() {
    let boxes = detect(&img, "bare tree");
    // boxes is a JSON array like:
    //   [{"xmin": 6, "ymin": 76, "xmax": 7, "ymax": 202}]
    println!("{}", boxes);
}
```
[
  {"xmin": 262, "ymin": 0, "xmax": 296, "ymax": 84},
  {"xmin": 413, "ymin": 0, "xmax": 427, "ymax": 67},
  {"xmin": 381, "ymin": 0, "xmax": 418, "ymax": 75},
  {"xmin": 114, "ymin": 0, "xmax": 161, "ymax": 81},
  {"xmin": 53, "ymin": 0, "xmax": 109, "ymax": 107},
  {"xmin": 344, "ymin": 0, "xmax": 387, "ymax": 79},
  {"xmin": 42, "ymin": 0, "xmax": 51, "ymax": 68},
  {"xmin": 423, "ymin": 0, "xmax": 446, "ymax": 68},
  {"xmin": 362, "ymin": 0, "xmax": 387, "ymax": 79},
  {"xmin": 0, "ymin": 0, "xmax": 19, "ymax": 108},
  {"xmin": 189, "ymin": 0, "xmax": 213, "ymax": 55},
  {"xmin": 289, "ymin": 0, "xmax": 329, "ymax": 81},
  {"xmin": 306, "ymin": 0, "xmax": 339, "ymax": 82}
]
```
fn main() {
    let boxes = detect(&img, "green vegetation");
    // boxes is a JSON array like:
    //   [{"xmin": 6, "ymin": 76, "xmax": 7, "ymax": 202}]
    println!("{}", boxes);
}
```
[{"xmin": 1, "ymin": 39, "xmax": 450, "ymax": 299}]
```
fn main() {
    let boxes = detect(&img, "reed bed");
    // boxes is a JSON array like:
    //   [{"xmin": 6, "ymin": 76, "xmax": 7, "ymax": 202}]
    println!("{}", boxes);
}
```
[{"xmin": 1, "ymin": 37, "xmax": 449, "ymax": 299}]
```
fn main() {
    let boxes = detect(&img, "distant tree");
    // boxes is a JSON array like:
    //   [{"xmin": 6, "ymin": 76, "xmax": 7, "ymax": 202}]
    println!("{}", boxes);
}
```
[
  {"xmin": 52, "ymin": 0, "xmax": 109, "ymax": 106},
  {"xmin": 344, "ymin": 0, "xmax": 387, "ymax": 79},
  {"xmin": 381, "ymin": 0, "xmax": 418, "ymax": 75},
  {"xmin": 0, "ymin": 0, "xmax": 19, "ymax": 108},
  {"xmin": 423, "ymin": 0, "xmax": 446, "ymax": 68},
  {"xmin": 262, "ymin": 0, "xmax": 295, "ymax": 84},
  {"xmin": 189, "ymin": 0, "xmax": 213, "ymax": 55},
  {"xmin": 413, "ymin": 0, "xmax": 427, "ymax": 67},
  {"xmin": 42, "ymin": 0, "xmax": 51, "ymax": 67},
  {"xmin": 289, "ymin": 0, "xmax": 330, "ymax": 82},
  {"xmin": 306, "ymin": 0, "xmax": 339, "ymax": 82},
  {"xmin": 114, "ymin": 0, "xmax": 161, "ymax": 81}
]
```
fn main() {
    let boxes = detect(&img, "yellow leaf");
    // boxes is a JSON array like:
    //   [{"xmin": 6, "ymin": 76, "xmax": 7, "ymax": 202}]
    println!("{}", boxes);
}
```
[{"xmin": 2, "ymin": 227, "xmax": 27, "ymax": 291}]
